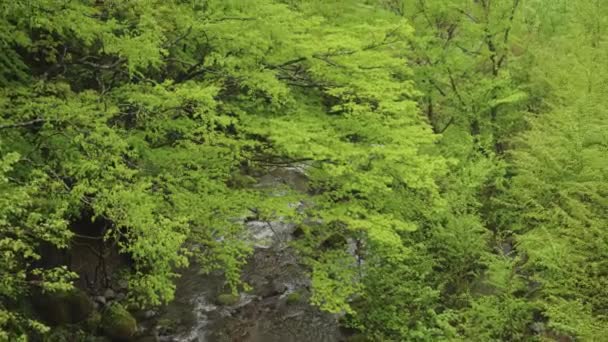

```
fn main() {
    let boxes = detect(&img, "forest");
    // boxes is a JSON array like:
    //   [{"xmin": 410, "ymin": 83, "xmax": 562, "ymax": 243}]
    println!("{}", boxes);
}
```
[{"xmin": 0, "ymin": 0, "xmax": 607, "ymax": 341}]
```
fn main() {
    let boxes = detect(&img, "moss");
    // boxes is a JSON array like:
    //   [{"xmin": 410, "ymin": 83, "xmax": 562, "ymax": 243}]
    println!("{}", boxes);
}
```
[
  {"xmin": 33, "ymin": 288, "xmax": 95, "ymax": 325},
  {"xmin": 101, "ymin": 303, "xmax": 137, "ymax": 341},
  {"xmin": 84, "ymin": 310, "xmax": 102, "ymax": 333},
  {"xmin": 286, "ymin": 291, "xmax": 303, "ymax": 305},
  {"xmin": 216, "ymin": 293, "xmax": 240, "ymax": 306}
]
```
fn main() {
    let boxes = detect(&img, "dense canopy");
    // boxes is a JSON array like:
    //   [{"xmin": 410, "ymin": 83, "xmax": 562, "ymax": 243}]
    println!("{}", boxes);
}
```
[{"xmin": 1, "ymin": 0, "xmax": 606, "ymax": 341}]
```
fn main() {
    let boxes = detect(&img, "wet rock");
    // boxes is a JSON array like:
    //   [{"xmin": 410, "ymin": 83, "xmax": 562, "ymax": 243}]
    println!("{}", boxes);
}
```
[
  {"xmin": 117, "ymin": 279, "xmax": 129, "ymax": 290},
  {"xmin": 94, "ymin": 295, "xmax": 107, "ymax": 305},
  {"xmin": 143, "ymin": 310, "xmax": 157, "ymax": 319},
  {"xmin": 116, "ymin": 292, "xmax": 126, "ymax": 301},
  {"xmin": 282, "ymin": 310, "xmax": 305, "ymax": 321},
  {"xmin": 272, "ymin": 280, "xmax": 288, "ymax": 295},
  {"xmin": 255, "ymin": 166, "xmax": 309, "ymax": 192},
  {"xmin": 228, "ymin": 173, "xmax": 257, "ymax": 189},
  {"xmin": 247, "ymin": 220, "xmax": 296, "ymax": 248},
  {"xmin": 103, "ymin": 288, "xmax": 116, "ymax": 299},
  {"xmin": 102, "ymin": 303, "xmax": 137, "ymax": 341},
  {"xmin": 249, "ymin": 267, "xmax": 293, "ymax": 299}
]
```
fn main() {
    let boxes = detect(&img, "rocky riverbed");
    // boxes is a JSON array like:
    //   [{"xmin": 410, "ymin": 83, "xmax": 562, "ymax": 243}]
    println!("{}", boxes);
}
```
[{"xmin": 148, "ymin": 218, "xmax": 344, "ymax": 342}]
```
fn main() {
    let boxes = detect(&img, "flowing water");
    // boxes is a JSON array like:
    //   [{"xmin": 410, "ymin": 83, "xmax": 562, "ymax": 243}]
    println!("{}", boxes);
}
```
[{"xmin": 148, "ymin": 167, "xmax": 344, "ymax": 342}]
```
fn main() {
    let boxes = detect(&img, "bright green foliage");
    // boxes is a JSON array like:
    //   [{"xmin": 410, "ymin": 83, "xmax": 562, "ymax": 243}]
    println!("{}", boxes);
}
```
[
  {"xmin": 494, "ymin": 3, "xmax": 608, "ymax": 337},
  {"xmin": 0, "ymin": 150, "xmax": 77, "ymax": 338},
  {"xmin": 0, "ymin": 0, "xmax": 282, "ymax": 335},
  {"xmin": 1, "ymin": 0, "xmax": 607, "ymax": 340},
  {"xmin": 0, "ymin": 0, "xmax": 437, "ymax": 337},
  {"xmin": 393, "ymin": 0, "xmax": 527, "ymax": 153}
]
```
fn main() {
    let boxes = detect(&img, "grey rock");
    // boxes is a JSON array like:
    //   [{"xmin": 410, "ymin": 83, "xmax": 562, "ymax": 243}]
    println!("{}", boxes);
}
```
[
  {"xmin": 272, "ymin": 280, "xmax": 288, "ymax": 294},
  {"xmin": 144, "ymin": 310, "xmax": 157, "ymax": 319},
  {"xmin": 94, "ymin": 295, "xmax": 107, "ymax": 305},
  {"xmin": 103, "ymin": 288, "xmax": 116, "ymax": 299},
  {"xmin": 530, "ymin": 322, "xmax": 545, "ymax": 334}
]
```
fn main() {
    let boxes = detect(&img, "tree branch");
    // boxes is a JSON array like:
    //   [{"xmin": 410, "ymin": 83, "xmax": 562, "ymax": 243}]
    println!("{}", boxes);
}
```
[
  {"xmin": 447, "ymin": 68, "xmax": 466, "ymax": 107},
  {"xmin": 438, "ymin": 116, "xmax": 455, "ymax": 134},
  {"xmin": 0, "ymin": 119, "xmax": 46, "ymax": 130},
  {"xmin": 497, "ymin": 0, "xmax": 521, "ymax": 69}
]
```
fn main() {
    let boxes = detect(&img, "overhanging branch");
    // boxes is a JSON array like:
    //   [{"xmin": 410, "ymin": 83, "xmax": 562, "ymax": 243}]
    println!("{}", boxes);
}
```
[{"xmin": 0, "ymin": 118, "xmax": 46, "ymax": 130}]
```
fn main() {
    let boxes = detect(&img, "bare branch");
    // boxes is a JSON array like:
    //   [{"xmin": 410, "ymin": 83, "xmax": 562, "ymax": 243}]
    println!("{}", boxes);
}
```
[
  {"xmin": 266, "ymin": 57, "xmax": 308, "ymax": 69},
  {"xmin": 438, "ymin": 116, "xmax": 455, "ymax": 134},
  {"xmin": 455, "ymin": 8, "xmax": 479, "ymax": 23},
  {"xmin": 447, "ymin": 68, "xmax": 466, "ymax": 107},
  {"xmin": 208, "ymin": 17, "xmax": 256, "ymax": 23},
  {"xmin": 0, "ymin": 119, "xmax": 46, "ymax": 130},
  {"xmin": 163, "ymin": 26, "xmax": 193, "ymax": 49}
]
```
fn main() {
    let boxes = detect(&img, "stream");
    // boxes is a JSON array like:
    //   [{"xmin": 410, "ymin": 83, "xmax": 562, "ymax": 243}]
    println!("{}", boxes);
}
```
[{"xmin": 144, "ymin": 168, "xmax": 345, "ymax": 342}]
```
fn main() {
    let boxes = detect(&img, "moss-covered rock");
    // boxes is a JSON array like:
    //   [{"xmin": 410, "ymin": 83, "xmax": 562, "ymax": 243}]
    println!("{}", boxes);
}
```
[
  {"xmin": 216, "ymin": 293, "xmax": 240, "ymax": 306},
  {"xmin": 33, "ymin": 288, "xmax": 95, "ymax": 325},
  {"xmin": 286, "ymin": 291, "xmax": 303, "ymax": 305},
  {"xmin": 84, "ymin": 309, "xmax": 102, "ymax": 333},
  {"xmin": 101, "ymin": 303, "xmax": 137, "ymax": 341}
]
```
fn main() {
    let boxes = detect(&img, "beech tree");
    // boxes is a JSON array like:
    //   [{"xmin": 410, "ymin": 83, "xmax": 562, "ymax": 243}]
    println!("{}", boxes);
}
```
[{"xmin": 1, "ymin": 0, "xmax": 607, "ymax": 340}]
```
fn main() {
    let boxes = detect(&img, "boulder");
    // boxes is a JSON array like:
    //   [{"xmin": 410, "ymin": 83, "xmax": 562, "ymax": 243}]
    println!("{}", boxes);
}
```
[
  {"xmin": 103, "ymin": 288, "xmax": 116, "ymax": 299},
  {"xmin": 117, "ymin": 279, "xmax": 129, "ymax": 290},
  {"xmin": 33, "ymin": 288, "xmax": 95, "ymax": 325},
  {"xmin": 101, "ymin": 303, "xmax": 137, "ymax": 341},
  {"xmin": 94, "ymin": 296, "xmax": 107, "ymax": 305},
  {"xmin": 143, "ymin": 310, "xmax": 157, "ymax": 319}
]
